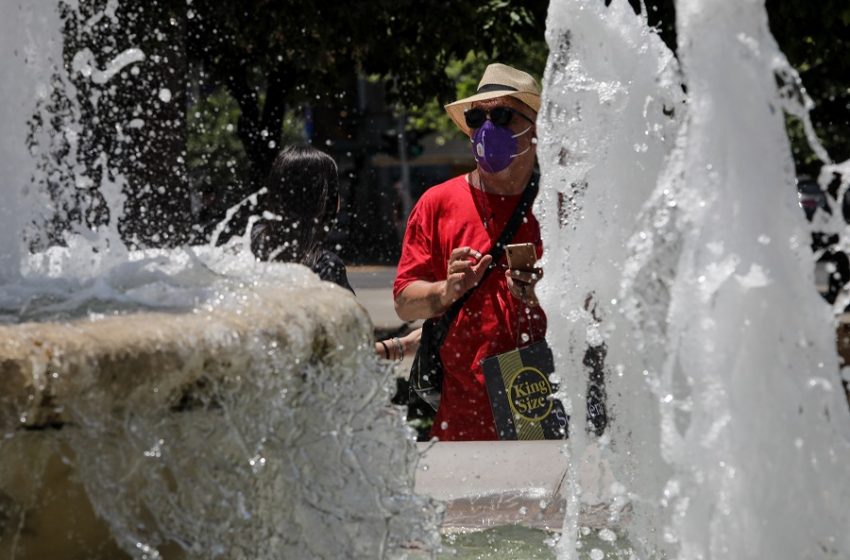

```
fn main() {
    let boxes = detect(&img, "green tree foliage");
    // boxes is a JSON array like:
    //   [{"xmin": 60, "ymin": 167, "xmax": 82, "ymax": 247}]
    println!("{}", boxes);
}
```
[
  {"xmin": 184, "ymin": 0, "xmax": 847, "ymax": 254},
  {"xmin": 188, "ymin": 0, "xmax": 847, "ymax": 177},
  {"xmin": 187, "ymin": 0, "xmax": 548, "ymax": 184}
]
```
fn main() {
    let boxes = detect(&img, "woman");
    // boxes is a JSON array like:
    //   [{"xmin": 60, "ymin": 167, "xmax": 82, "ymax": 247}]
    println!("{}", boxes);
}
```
[
  {"xmin": 252, "ymin": 145, "xmax": 419, "ymax": 363},
  {"xmin": 251, "ymin": 145, "xmax": 354, "ymax": 293}
]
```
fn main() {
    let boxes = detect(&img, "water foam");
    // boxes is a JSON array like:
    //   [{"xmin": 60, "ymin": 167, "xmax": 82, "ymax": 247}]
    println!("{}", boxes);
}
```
[{"xmin": 540, "ymin": 0, "xmax": 850, "ymax": 558}]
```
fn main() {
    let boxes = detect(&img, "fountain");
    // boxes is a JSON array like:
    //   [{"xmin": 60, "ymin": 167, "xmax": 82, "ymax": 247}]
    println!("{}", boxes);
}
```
[
  {"xmin": 2, "ymin": 0, "xmax": 850, "ymax": 558},
  {"xmin": 538, "ymin": 0, "xmax": 850, "ymax": 558},
  {"xmin": 0, "ymin": 2, "xmax": 438, "ymax": 559}
]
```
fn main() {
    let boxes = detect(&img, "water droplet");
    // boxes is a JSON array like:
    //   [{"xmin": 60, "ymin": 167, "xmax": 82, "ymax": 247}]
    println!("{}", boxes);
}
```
[
  {"xmin": 249, "ymin": 455, "xmax": 266, "ymax": 473},
  {"xmin": 599, "ymin": 528, "xmax": 617, "ymax": 542}
]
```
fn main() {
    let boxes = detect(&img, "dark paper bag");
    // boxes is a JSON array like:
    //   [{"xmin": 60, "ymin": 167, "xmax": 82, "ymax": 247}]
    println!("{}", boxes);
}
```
[{"xmin": 482, "ymin": 341, "xmax": 568, "ymax": 440}]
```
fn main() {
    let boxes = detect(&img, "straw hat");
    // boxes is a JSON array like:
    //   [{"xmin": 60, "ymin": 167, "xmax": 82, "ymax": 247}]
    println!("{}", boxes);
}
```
[{"xmin": 444, "ymin": 63, "xmax": 541, "ymax": 136}]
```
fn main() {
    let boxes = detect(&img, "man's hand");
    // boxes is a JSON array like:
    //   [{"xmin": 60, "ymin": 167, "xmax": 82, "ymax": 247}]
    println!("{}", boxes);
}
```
[
  {"xmin": 442, "ymin": 247, "xmax": 493, "ymax": 307},
  {"xmin": 506, "ymin": 267, "xmax": 543, "ymax": 307},
  {"xmin": 394, "ymin": 247, "xmax": 492, "ymax": 321}
]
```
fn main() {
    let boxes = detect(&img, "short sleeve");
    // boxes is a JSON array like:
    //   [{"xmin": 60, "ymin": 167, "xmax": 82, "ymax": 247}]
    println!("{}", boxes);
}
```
[{"xmin": 393, "ymin": 200, "xmax": 440, "ymax": 298}]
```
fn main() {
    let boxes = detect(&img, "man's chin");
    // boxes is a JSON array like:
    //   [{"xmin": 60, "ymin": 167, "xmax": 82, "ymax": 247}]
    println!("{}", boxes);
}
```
[{"xmin": 479, "ymin": 166, "xmax": 511, "ymax": 179}]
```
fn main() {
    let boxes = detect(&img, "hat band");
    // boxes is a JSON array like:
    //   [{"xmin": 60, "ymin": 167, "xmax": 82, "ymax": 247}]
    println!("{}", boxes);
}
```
[{"xmin": 476, "ymin": 83, "xmax": 519, "ymax": 94}]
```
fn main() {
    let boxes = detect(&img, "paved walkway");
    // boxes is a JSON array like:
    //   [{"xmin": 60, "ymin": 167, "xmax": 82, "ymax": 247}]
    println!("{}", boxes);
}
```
[
  {"xmin": 348, "ymin": 265, "xmax": 419, "ymax": 375},
  {"xmin": 348, "ymin": 266, "xmax": 404, "ymax": 332}
]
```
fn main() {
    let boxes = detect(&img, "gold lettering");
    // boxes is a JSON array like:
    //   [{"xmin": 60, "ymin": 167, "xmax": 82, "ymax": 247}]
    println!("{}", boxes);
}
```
[
  {"xmin": 512, "ymin": 382, "xmax": 530, "ymax": 399},
  {"xmin": 529, "ymin": 381, "xmax": 548, "ymax": 394},
  {"xmin": 528, "ymin": 397, "xmax": 546, "ymax": 409}
]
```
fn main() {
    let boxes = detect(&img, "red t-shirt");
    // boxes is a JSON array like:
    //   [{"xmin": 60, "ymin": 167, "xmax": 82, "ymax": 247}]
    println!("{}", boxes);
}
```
[{"xmin": 394, "ymin": 174, "xmax": 546, "ymax": 441}]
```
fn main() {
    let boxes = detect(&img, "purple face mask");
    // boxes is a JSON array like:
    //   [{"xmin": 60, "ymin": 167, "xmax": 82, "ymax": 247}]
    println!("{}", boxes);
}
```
[{"xmin": 471, "ymin": 120, "xmax": 532, "ymax": 173}]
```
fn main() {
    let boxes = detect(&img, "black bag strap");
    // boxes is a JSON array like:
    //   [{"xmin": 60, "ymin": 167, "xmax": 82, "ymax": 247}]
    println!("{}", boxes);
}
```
[{"xmin": 433, "ymin": 172, "xmax": 540, "ymax": 330}]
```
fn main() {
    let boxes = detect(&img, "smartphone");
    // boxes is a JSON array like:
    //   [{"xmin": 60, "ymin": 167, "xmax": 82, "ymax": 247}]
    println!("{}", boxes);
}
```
[{"xmin": 505, "ymin": 242, "xmax": 538, "ymax": 271}]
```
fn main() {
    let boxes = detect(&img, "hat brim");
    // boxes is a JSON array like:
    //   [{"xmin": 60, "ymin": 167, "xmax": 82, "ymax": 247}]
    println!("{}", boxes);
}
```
[{"xmin": 445, "ymin": 91, "xmax": 541, "ymax": 136}]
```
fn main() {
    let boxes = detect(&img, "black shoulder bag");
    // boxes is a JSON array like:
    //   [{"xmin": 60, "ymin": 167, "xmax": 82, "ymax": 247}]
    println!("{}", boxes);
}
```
[{"xmin": 408, "ymin": 173, "xmax": 539, "ymax": 412}]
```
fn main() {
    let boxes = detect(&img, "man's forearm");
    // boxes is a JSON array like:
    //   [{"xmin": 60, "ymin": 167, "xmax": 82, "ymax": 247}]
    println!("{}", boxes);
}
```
[{"xmin": 394, "ymin": 280, "xmax": 450, "ymax": 321}]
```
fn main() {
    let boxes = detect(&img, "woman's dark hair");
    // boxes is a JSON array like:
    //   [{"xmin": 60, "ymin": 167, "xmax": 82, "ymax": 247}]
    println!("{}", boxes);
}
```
[{"xmin": 251, "ymin": 145, "xmax": 339, "ymax": 266}]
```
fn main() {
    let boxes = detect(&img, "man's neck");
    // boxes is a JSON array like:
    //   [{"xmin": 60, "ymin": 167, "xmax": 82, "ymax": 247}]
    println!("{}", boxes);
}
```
[{"xmin": 473, "ymin": 166, "xmax": 534, "ymax": 196}]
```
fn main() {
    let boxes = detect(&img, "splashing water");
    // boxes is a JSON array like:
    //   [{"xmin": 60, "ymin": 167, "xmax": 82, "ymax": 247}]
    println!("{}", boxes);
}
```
[
  {"xmin": 539, "ymin": 0, "xmax": 850, "ymax": 559},
  {"xmin": 0, "ymin": 2, "xmax": 63, "ymax": 282},
  {"xmin": 5, "ymin": 0, "xmax": 850, "ymax": 558},
  {"xmin": 0, "ymin": 3, "xmax": 439, "ymax": 559}
]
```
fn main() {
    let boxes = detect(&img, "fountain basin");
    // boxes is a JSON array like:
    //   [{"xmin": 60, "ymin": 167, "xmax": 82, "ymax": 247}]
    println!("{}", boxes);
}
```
[
  {"xmin": 0, "ymin": 280, "xmax": 437, "ymax": 559},
  {"xmin": 0, "ymin": 284, "xmax": 368, "ymax": 433},
  {"xmin": 416, "ymin": 441, "xmax": 620, "ymax": 531}
]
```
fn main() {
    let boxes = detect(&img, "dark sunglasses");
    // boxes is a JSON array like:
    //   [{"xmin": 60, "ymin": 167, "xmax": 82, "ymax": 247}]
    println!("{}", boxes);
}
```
[{"xmin": 464, "ymin": 107, "xmax": 535, "ymax": 129}]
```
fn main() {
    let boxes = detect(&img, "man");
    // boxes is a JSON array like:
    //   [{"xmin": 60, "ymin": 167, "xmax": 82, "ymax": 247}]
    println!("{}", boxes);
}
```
[{"xmin": 393, "ymin": 63, "xmax": 545, "ymax": 441}]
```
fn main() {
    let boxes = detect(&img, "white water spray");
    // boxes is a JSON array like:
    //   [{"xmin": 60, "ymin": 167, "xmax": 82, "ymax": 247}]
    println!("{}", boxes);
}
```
[
  {"xmin": 0, "ymin": 2, "xmax": 63, "ymax": 282},
  {"xmin": 540, "ymin": 0, "xmax": 850, "ymax": 558},
  {"xmin": 0, "ymin": 3, "xmax": 440, "ymax": 559}
]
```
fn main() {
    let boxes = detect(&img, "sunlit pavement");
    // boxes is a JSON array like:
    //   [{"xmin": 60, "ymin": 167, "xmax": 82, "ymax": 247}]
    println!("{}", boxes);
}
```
[
  {"xmin": 349, "ymin": 265, "xmax": 419, "ymax": 376},
  {"xmin": 348, "ymin": 265, "xmax": 401, "ymax": 330}
]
